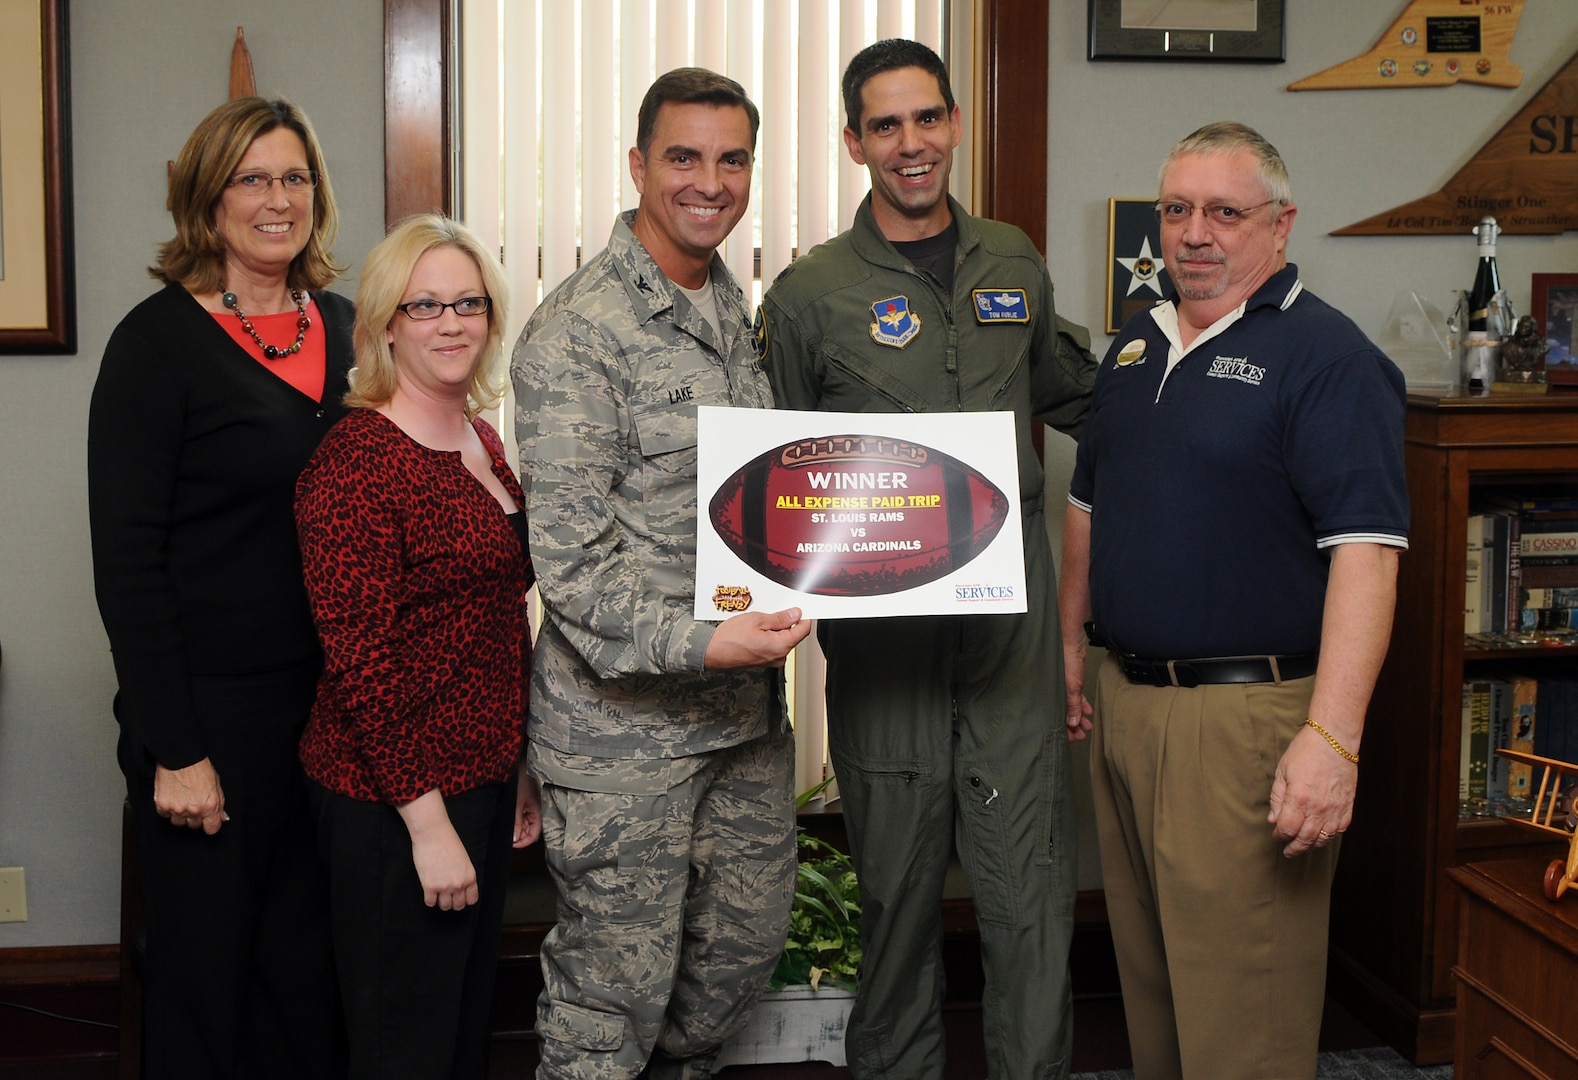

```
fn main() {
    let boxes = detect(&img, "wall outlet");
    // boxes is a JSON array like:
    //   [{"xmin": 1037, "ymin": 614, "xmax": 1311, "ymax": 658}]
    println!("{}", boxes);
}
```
[{"xmin": 0, "ymin": 867, "xmax": 27, "ymax": 922}]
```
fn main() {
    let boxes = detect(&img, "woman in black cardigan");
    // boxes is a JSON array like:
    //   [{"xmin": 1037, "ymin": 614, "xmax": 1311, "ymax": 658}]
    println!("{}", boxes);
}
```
[{"xmin": 88, "ymin": 97, "xmax": 352, "ymax": 1079}]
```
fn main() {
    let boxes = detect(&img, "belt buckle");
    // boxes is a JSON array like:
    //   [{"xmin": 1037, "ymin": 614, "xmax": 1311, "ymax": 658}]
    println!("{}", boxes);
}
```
[{"xmin": 1166, "ymin": 660, "xmax": 1201, "ymax": 689}]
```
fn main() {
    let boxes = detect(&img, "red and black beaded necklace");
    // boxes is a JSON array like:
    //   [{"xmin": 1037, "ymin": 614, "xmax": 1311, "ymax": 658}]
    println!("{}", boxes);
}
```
[{"xmin": 221, "ymin": 288, "xmax": 311, "ymax": 359}]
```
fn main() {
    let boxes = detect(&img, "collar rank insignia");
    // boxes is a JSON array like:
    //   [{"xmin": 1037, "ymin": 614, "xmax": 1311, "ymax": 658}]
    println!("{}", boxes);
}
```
[
  {"xmin": 870, "ymin": 295, "xmax": 921, "ymax": 348},
  {"xmin": 972, "ymin": 288, "xmax": 1029, "ymax": 323}
]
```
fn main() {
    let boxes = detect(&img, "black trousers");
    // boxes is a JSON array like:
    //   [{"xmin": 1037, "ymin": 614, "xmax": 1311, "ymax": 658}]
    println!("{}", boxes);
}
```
[
  {"xmin": 119, "ymin": 659, "xmax": 338, "ymax": 1080},
  {"xmin": 309, "ymin": 776, "xmax": 516, "ymax": 1080}
]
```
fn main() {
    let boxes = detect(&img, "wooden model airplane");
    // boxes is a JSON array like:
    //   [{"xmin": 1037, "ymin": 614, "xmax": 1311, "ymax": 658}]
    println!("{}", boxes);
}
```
[{"xmin": 1495, "ymin": 748, "xmax": 1578, "ymax": 901}]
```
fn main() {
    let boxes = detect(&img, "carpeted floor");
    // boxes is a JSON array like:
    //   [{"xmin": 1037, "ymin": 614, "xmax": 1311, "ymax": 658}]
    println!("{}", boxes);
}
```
[{"xmin": 1072, "ymin": 1046, "xmax": 1455, "ymax": 1079}]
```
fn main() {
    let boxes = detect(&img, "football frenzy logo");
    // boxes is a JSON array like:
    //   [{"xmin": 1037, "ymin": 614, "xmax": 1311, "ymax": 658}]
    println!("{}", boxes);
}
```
[{"xmin": 712, "ymin": 585, "xmax": 753, "ymax": 612}]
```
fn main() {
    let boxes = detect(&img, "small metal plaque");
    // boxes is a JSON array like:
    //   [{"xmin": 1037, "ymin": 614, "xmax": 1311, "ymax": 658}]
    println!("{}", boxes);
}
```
[
  {"xmin": 1426, "ymin": 16, "xmax": 1481, "ymax": 54},
  {"xmin": 1165, "ymin": 31, "xmax": 1214, "ymax": 54}
]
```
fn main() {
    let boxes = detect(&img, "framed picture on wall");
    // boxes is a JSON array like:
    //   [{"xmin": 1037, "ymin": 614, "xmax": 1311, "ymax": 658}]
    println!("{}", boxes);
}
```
[
  {"xmin": 1532, "ymin": 272, "xmax": 1578, "ymax": 388},
  {"xmin": 0, "ymin": 0, "xmax": 74, "ymax": 353},
  {"xmin": 1088, "ymin": 0, "xmax": 1286, "ymax": 62},
  {"xmin": 1106, "ymin": 199, "xmax": 1172, "ymax": 335}
]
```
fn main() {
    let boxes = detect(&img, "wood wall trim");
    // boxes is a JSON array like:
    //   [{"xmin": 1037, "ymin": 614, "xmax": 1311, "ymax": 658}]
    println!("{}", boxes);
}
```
[
  {"xmin": 384, "ymin": 0, "xmax": 451, "ymax": 228},
  {"xmin": 0, "ymin": 945, "xmax": 119, "ymax": 987},
  {"xmin": 974, "ymin": 0, "xmax": 1049, "ymax": 254},
  {"xmin": 381, "ymin": 0, "xmax": 1048, "ymax": 247}
]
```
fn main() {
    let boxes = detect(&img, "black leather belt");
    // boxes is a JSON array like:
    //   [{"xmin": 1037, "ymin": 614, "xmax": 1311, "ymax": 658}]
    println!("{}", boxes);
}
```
[{"xmin": 1115, "ymin": 652, "xmax": 1317, "ymax": 688}]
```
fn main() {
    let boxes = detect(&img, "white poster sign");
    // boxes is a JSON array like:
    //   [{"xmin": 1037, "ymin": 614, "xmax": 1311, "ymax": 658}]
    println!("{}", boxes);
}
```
[{"xmin": 694, "ymin": 407, "xmax": 1026, "ymax": 620}]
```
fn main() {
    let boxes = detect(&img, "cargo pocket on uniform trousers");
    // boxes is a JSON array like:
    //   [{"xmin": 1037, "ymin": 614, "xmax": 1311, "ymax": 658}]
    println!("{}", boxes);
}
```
[
  {"xmin": 956, "ymin": 766, "xmax": 1023, "ymax": 928},
  {"xmin": 538, "ymin": 999, "xmax": 625, "ymax": 1051}
]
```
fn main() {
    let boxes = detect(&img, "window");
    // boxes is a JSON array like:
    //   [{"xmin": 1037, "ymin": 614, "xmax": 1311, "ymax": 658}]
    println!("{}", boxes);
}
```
[{"xmin": 459, "ymin": 0, "xmax": 964, "ymax": 796}]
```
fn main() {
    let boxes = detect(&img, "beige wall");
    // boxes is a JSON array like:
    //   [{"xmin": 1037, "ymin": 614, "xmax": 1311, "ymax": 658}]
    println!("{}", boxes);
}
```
[
  {"xmin": 1044, "ymin": 0, "xmax": 1578, "ymax": 890},
  {"xmin": 0, "ymin": 0, "xmax": 384, "ymax": 947}
]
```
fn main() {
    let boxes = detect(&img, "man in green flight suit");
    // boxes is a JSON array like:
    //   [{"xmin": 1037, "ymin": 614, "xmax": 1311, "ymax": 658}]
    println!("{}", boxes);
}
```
[{"xmin": 757, "ymin": 38, "xmax": 1098, "ymax": 1080}]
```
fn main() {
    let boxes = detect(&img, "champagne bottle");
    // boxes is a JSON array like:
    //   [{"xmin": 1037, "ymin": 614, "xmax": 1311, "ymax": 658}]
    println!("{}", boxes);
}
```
[{"xmin": 1462, "ymin": 216, "xmax": 1503, "ymax": 393}]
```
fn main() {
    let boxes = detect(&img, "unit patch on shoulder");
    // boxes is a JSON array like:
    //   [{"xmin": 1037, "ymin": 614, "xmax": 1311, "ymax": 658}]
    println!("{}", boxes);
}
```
[
  {"xmin": 870, "ymin": 295, "xmax": 921, "ymax": 348},
  {"xmin": 752, "ymin": 305, "xmax": 768, "ymax": 359},
  {"xmin": 972, "ymin": 288, "xmax": 1029, "ymax": 323}
]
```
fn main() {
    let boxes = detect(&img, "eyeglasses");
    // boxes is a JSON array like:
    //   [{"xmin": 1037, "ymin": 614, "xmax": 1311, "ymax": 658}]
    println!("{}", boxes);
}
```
[
  {"xmin": 1154, "ymin": 200, "xmax": 1278, "ymax": 229},
  {"xmin": 226, "ymin": 170, "xmax": 318, "ymax": 198},
  {"xmin": 396, "ymin": 296, "xmax": 492, "ymax": 320}
]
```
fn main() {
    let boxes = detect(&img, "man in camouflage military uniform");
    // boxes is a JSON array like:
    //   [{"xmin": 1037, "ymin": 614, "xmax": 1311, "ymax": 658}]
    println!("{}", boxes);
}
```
[
  {"xmin": 757, "ymin": 40, "xmax": 1096, "ymax": 1080},
  {"xmin": 512, "ymin": 68, "xmax": 811, "ymax": 1080}
]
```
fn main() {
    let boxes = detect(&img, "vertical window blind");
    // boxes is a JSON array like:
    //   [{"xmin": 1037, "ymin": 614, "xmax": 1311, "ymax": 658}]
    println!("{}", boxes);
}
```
[{"xmin": 458, "ymin": 0, "xmax": 964, "ymax": 795}]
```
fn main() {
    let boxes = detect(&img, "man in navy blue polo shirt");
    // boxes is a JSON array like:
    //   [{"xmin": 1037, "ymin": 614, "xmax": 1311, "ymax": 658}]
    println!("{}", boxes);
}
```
[{"xmin": 1058, "ymin": 121, "xmax": 1409, "ymax": 1080}]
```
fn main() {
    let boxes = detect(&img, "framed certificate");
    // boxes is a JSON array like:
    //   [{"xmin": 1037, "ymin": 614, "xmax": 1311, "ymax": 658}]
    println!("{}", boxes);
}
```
[
  {"xmin": 1088, "ymin": 0, "xmax": 1286, "ymax": 62},
  {"xmin": 0, "ymin": 0, "xmax": 74, "ymax": 353}
]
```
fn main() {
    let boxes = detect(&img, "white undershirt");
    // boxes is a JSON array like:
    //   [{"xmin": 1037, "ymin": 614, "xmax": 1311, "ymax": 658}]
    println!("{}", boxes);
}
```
[{"xmin": 675, "ymin": 274, "xmax": 722, "ymax": 342}]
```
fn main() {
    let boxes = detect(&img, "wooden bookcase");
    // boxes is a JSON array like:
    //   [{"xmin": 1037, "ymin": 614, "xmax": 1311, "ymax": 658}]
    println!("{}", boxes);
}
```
[{"xmin": 1327, "ymin": 392, "xmax": 1577, "ymax": 1066}]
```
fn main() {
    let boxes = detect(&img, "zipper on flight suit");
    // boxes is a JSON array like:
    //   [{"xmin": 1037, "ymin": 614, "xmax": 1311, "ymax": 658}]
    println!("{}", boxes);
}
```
[{"xmin": 906, "ymin": 264, "xmax": 962, "ymax": 411}]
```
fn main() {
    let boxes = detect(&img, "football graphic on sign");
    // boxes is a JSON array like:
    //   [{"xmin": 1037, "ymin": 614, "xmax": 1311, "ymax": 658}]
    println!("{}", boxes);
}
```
[{"xmin": 708, "ymin": 434, "xmax": 1011, "ymax": 597}]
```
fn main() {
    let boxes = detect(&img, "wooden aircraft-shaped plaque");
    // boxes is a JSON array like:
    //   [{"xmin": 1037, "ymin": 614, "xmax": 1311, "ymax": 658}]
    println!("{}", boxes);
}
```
[
  {"xmin": 1290, "ymin": 0, "xmax": 1523, "ymax": 91},
  {"xmin": 1331, "ymin": 46, "xmax": 1578, "ymax": 236}
]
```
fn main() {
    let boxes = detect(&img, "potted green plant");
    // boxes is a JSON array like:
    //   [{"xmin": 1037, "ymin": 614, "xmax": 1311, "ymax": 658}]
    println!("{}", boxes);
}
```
[{"xmin": 769, "ymin": 826, "xmax": 861, "ymax": 991}]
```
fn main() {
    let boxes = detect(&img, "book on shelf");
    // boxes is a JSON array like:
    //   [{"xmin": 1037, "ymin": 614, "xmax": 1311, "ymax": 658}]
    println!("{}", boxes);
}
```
[
  {"xmin": 1461, "ymin": 677, "xmax": 1515, "ymax": 816},
  {"xmin": 1508, "ymin": 674, "xmax": 1538, "ymax": 801},
  {"xmin": 1519, "ymin": 608, "xmax": 1578, "ymax": 631},
  {"xmin": 1522, "ymin": 587, "xmax": 1578, "ymax": 609},
  {"xmin": 1487, "ymin": 513, "xmax": 1510, "ymax": 635},
  {"xmin": 1470, "ymin": 489, "xmax": 1578, "ymax": 514},
  {"xmin": 1468, "ymin": 510, "xmax": 1523, "ymax": 634},
  {"xmin": 1519, "ymin": 522, "xmax": 1578, "ymax": 559},
  {"xmin": 1534, "ymin": 675, "xmax": 1578, "ymax": 767},
  {"xmin": 1487, "ymin": 679, "xmax": 1513, "ymax": 801},
  {"xmin": 1507, "ymin": 514, "xmax": 1522, "ymax": 635},
  {"xmin": 1478, "ymin": 491, "xmax": 1578, "ymax": 514},
  {"xmin": 1459, "ymin": 681, "xmax": 1473, "ymax": 804},
  {"xmin": 1520, "ymin": 564, "xmax": 1578, "ymax": 589},
  {"xmin": 1519, "ymin": 523, "xmax": 1578, "ymax": 593},
  {"xmin": 1461, "ymin": 678, "xmax": 1493, "ymax": 813},
  {"xmin": 1465, "ymin": 495, "xmax": 1578, "ymax": 642},
  {"xmin": 1465, "ymin": 514, "xmax": 1485, "ymax": 635}
]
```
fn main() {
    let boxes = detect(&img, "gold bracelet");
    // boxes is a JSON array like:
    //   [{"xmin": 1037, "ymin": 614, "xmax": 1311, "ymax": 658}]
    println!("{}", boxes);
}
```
[{"xmin": 1305, "ymin": 718, "xmax": 1359, "ymax": 764}]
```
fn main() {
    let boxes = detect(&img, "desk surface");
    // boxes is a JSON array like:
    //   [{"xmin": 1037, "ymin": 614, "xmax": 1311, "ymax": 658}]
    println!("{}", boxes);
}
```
[{"xmin": 1448, "ymin": 857, "xmax": 1578, "ymax": 955}]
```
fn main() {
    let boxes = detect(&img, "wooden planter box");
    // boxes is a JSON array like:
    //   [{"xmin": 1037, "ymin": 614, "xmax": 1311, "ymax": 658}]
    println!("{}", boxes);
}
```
[{"xmin": 716, "ymin": 985, "xmax": 856, "ymax": 1067}]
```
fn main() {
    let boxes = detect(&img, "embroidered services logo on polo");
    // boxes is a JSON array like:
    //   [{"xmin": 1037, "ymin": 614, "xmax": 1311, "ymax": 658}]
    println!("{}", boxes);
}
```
[{"xmin": 1206, "ymin": 354, "xmax": 1265, "ymax": 386}]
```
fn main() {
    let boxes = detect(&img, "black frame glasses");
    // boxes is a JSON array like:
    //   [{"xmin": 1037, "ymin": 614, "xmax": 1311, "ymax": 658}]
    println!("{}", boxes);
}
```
[{"xmin": 396, "ymin": 296, "xmax": 492, "ymax": 320}]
